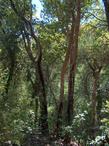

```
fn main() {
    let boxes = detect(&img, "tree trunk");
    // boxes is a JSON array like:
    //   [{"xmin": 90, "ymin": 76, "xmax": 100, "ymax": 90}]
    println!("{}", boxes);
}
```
[
  {"xmin": 27, "ymin": 69, "xmax": 39, "ymax": 128},
  {"xmin": 67, "ymin": 60, "xmax": 75, "ymax": 124},
  {"xmin": 102, "ymin": 0, "xmax": 109, "ymax": 30},
  {"xmin": 56, "ymin": 0, "xmax": 81, "ymax": 132},
  {"xmin": 34, "ymin": 97, "xmax": 38, "ymax": 127},
  {"xmin": 67, "ymin": 0, "xmax": 81, "ymax": 125},
  {"xmin": 10, "ymin": 0, "xmax": 49, "ymax": 134},
  {"xmin": 91, "ymin": 71, "xmax": 100, "ymax": 139},
  {"xmin": 56, "ymin": 48, "xmax": 70, "ymax": 133},
  {"xmin": 5, "ymin": 45, "xmax": 16, "ymax": 95},
  {"xmin": 97, "ymin": 91, "xmax": 102, "ymax": 125},
  {"xmin": 37, "ymin": 59, "xmax": 49, "ymax": 134}
]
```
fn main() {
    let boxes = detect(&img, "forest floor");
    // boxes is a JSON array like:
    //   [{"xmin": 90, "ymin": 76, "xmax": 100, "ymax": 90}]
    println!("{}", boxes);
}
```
[{"xmin": 22, "ymin": 131, "xmax": 81, "ymax": 146}]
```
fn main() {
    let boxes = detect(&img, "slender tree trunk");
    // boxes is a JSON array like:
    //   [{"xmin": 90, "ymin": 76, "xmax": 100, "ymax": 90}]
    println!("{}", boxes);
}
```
[
  {"xmin": 34, "ymin": 97, "xmax": 38, "ymax": 127},
  {"xmin": 5, "ymin": 48, "xmax": 16, "ymax": 94},
  {"xmin": 67, "ymin": 61, "xmax": 75, "ymax": 124},
  {"xmin": 67, "ymin": 27, "xmax": 75, "ymax": 124},
  {"xmin": 56, "ymin": 0, "xmax": 75, "ymax": 130},
  {"xmin": 67, "ymin": 0, "xmax": 81, "ymax": 125},
  {"xmin": 27, "ymin": 69, "xmax": 39, "ymax": 128},
  {"xmin": 37, "ymin": 59, "xmax": 49, "ymax": 134},
  {"xmin": 96, "ymin": 68, "xmax": 102, "ymax": 125},
  {"xmin": 56, "ymin": 48, "xmax": 70, "ymax": 133},
  {"xmin": 91, "ymin": 71, "xmax": 100, "ymax": 139},
  {"xmin": 56, "ymin": 0, "xmax": 79, "ymax": 132},
  {"xmin": 97, "ymin": 91, "xmax": 102, "ymax": 125}
]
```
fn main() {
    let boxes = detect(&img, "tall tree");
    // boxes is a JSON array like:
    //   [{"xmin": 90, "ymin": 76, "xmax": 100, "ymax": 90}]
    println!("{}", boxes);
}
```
[
  {"xmin": 41, "ymin": 0, "xmax": 82, "ymax": 131},
  {"xmin": 9, "ymin": 0, "xmax": 49, "ymax": 134},
  {"xmin": 67, "ymin": 0, "xmax": 81, "ymax": 124}
]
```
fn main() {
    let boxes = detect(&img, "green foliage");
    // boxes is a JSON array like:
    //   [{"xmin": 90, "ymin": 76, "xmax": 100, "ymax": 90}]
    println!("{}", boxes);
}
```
[
  {"xmin": 61, "ymin": 111, "xmax": 89, "ymax": 143},
  {"xmin": 101, "ymin": 101, "xmax": 109, "ymax": 135},
  {"xmin": 0, "ymin": 0, "xmax": 109, "ymax": 145}
]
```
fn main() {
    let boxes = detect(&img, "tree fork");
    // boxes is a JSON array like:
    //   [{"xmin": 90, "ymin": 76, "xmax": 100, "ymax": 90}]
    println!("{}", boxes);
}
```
[{"xmin": 10, "ymin": 0, "xmax": 49, "ymax": 134}]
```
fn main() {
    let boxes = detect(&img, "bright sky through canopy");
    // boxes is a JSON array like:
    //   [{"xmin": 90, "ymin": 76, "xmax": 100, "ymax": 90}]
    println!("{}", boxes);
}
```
[
  {"xmin": 32, "ymin": 0, "xmax": 103, "ymax": 19},
  {"xmin": 32, "ymin": 0, "xmax": 43, "ymax": 18}
]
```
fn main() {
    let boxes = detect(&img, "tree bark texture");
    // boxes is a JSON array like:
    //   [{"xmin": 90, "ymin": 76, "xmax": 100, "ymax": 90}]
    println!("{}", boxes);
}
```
[{"xmin": 67, "ymin": 0, "xmax": 81, "ymax": 125}]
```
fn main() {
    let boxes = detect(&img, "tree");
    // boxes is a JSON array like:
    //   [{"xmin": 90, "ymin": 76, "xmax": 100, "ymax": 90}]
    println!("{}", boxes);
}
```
[
  {"xmin": 9, "ymin": 0, "xmax": 49, "ymax": 134},
  {"xmin": 66, "ymin": 0, "xmax": 81, "ymax": 125},
  {"xmin": 102, "ymin": 0, "xmax": 109, "ymax": 30},
  {"xmin": 0, "ymin": 0, "xmax": 109, "ymax": 144},
  {"xmin": 79, "ymin": 21, "xmax": 109, "ymax": 139}
]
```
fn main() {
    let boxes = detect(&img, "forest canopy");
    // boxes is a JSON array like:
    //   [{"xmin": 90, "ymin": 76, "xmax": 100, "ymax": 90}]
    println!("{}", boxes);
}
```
[{"xmin": 0, "ymin": 0, "xmax": 109, "ymax": 146}]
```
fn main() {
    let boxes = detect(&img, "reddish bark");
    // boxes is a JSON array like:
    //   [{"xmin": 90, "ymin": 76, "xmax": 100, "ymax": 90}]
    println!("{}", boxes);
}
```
[{"xmin": 67, "ymin": 0, "xmax": 81, "ymax": 124}]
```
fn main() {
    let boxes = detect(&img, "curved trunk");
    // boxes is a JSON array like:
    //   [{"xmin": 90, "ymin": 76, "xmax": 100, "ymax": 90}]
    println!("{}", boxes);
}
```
[{"xmin": 10, "ymin": 0, "xmax": 49, "ymax": 134}]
